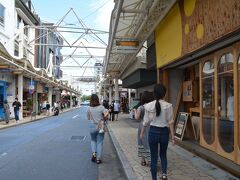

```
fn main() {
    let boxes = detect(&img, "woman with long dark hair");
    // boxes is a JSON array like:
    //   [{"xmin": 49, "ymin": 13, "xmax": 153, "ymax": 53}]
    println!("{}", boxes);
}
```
[
  {"xmin": 140, "ymin": 84, "xmax": 175, "ymax": 180},
  {"xmin": 134, "ymin": 91, "xmax": 152, "ymax": 166},
  {"xmin": 87, "ymin": 94, "xmax": 108, "ymax": 164}
]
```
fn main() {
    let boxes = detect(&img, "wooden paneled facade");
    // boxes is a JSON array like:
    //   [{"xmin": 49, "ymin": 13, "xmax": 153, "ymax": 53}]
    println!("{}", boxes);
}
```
[
  {"xmin": 199, "ymin": 43, "xmax": 240, "ymax": 164},
  {"xmin": 154, "ymin": 0, "xmax": 240, "ymax": 169}
]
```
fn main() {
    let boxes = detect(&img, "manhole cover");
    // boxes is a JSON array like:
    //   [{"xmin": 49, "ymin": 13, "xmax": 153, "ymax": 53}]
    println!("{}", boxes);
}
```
[{"xmin": 70, "ymin": 136, "xmax": 86, "ymax": 141}]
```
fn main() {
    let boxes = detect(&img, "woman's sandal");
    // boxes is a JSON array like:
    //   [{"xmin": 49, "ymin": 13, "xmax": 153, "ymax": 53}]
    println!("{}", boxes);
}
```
[
  {"xmin": 96, "ymin": 160, "xmax": 102, "ymax": 164},
  {"xmin": 141, "ymin": 161, "xmax": 147, "ymax": 166}
]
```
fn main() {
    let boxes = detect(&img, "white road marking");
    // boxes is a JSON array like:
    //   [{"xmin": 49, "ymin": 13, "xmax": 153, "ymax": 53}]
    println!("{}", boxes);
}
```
[{"xmin": 72, "ymin": 115, "xmax": 79, "ymax": 119}]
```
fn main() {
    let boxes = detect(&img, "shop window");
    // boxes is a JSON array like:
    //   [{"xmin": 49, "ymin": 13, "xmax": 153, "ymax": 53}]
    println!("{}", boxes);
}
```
[
  {"xmin": 202, "ymin": 60, "xmax": 215, "ymax": 144},
  {"xmin": 14, "ymin": 40, "xmax": 19, "ymax": 56},
  {"xmin": 0, "ymin": 4, "xmax": 5, "ymax": 27},
  {"xmin": 218, "ymin": 53, "xmax": 234, "ymax": 153}
]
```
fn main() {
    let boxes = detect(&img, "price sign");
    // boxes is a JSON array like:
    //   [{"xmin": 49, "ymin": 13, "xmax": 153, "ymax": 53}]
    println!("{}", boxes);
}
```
[{"xmin": 174, "ymin": 112, "xmax": 189, "ymax": 140}]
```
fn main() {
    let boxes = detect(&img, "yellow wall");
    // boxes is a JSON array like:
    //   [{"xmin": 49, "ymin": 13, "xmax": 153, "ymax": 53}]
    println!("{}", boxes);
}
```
[
  {"xmin": 155, "ymin": 0, "xmax": 240, "ymax": 68},
  {"xmin": 155, "ymin": 3, "xmax": 182, "ymax": 68}
]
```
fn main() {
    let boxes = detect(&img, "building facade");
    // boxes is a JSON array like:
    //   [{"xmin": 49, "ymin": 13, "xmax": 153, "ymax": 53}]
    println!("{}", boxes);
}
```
[
  {"xmin": 35, "ymin": 22, "xmax": 63, "ymax": 79},
  {"xmin": 0, "ymin": 0, "xmax": 79, "ymax": 120},
  {"xmin": 153, "ymin": 0, "xmax": 240, "ymax": 170},
  {"xmin": 104, "ymin": 0, "xmax": 240, "ymax": 176}
]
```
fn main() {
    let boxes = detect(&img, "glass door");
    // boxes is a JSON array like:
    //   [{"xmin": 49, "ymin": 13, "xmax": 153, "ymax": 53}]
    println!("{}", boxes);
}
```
[
  {"xmin": 202, "ymin": 60, "xmax": 215, "ymax": 145},
  {"xmin": 217, "ymin": 53, "xmax": 234, "ymax": 153}
]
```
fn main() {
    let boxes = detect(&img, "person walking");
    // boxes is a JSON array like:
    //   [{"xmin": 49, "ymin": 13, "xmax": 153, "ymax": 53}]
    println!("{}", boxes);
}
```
[
  {"xmin": 12, "ymin": 98, "xmax": 21, "ymax": 123},
  {"xmin": 87, "ymin": 94, "xmax": 108, "ymax": 164},
  {"xmin": 109, "ymin": 101, "xmax": 114, "ymax": 121},
  {"xmin": 46, "ymin": 101, "xmax": 50, "ymax": 116},
  {"xmin": 113, "ymin": 100, "xmax": 120, "ymax": 121},
  {"xmin": 134, "ymin": 91, "xmax": 152, "ymax": 166},
  {"xmin": 102, "ymin": 100, "xmax": 109, "ymax": 110},
  {"xmin": 3, "ymin": 100, "xmax": 10, "ymax": 124},
  {"xmin": 140, "ymin": 84, "xmax": 175, "ymax": 180}
]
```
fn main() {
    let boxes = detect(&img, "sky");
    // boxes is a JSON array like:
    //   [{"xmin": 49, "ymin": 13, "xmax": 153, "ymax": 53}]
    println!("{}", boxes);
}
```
[
  {"xmin": 31, "ymin": 0, "xmax": 113, "ymax": 31},
  {"xmin": 31, "ymin": 0, "xmax": 114, "ymax": 95}
]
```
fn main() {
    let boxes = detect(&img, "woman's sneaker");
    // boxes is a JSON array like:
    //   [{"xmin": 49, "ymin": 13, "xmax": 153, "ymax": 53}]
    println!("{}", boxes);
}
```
[
  {"xmin": 99, "ymin": 129, "xmax": 104, "ymax": 133},
  {"xmin": 91, "ymin": 153, "xmax": 96, "ymax": 162},
  {"xmin": 161, "ymin": 175, "xmax": 168, "ymax": 180}
]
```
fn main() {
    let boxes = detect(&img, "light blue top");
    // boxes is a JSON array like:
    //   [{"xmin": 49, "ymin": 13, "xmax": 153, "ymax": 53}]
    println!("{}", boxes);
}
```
[{"xmin": 87, "ymin": 105, "xmax": 108, "ymax": 124}]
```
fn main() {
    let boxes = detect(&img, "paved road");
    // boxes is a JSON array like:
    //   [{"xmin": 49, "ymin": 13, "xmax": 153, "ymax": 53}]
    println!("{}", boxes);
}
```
[{"xmin": 0, "ymin": 107, "xmax": 126, "ymax": 180}]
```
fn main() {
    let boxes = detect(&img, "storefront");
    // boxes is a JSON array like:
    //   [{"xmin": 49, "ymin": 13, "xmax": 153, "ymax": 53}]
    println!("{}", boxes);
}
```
[
  {"xmin": 200, "ymin": 44, "xmax": 240, "ymax": 164},
  {"xmin": 0, "ymin": 80, "xmax": 6, "ymax": 120},
  {"xmin": 36, "ymin": 82, "xmax": 48, "ymax": 114},
  {"xmin": 22, "ymin": 78, "xmax": 36, "ymax": 117},
  {"xmin": 0, "ymin": 69, "xmax": 15, "ymax": 120},
  {"xmin": 154, "ymin": 0, "xmax": 240, "ymax": 174}
]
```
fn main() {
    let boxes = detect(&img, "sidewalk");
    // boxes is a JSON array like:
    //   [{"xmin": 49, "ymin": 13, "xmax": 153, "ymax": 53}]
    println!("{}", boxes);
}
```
[
  {"xmin": 0, "ymin": 108, "xmax": 73, "ymax": 130},
  {"xmin": 107, "ymin": 113, "xmax": 239, "ymax": 180}
]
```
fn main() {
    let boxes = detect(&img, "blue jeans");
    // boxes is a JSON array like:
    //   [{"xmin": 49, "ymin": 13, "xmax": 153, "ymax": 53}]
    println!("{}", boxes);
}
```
[
  {"xmin": 148, "ymin": 126, "xmax": 169, "ymax": 180},
  {"xmin": 14, "ymin": 110, "xmax": 19, "ymax": 121},
  {"xmin": 89, "ymin": 123, "xmax": 104, "ymax": 159}
]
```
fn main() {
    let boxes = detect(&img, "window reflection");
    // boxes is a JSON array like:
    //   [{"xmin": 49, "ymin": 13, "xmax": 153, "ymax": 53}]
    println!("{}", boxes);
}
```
[
  {"xmin": 202, "ymin": 60, "xmax": 215, "ymax": 144},
  {"xmin": 218, "ymin": 53, "xmax": 234, "ymax": 153}
]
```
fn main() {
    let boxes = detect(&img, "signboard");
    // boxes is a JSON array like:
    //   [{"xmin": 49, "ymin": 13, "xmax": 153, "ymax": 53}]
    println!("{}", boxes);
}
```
[
  {"xmin": 120, "ymin": 92, "xmax": 127, "ymax": 98},
  {"xmin": 116, "ymin": 38, "xmax": 139, "ymax": 54},
  {"xmin": 174, "ymin": 112, "xmax": 189, "ymax": 140},
  {"xmin": 28, "ymin": 80, "xmax": 35, "ymax": 94}
]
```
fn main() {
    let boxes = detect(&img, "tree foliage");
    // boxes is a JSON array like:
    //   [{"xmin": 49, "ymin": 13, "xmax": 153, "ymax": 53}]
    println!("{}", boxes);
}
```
[{"xmin": 81, "ymin": 95, "xmax": 91, "ymax": 101}]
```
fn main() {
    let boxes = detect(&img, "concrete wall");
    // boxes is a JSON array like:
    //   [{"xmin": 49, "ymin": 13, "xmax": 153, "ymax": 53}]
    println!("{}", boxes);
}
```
[
  {"xmin": 120, "ymin": 56, "xmax": 146, "ymax": 80},
  {"xmin": 136, "ymin": 84, "xmax": 155, "ymax": 99},
  {"xmin": 0, "ymin": 0, "xmax": 15, "ymax": 55}
]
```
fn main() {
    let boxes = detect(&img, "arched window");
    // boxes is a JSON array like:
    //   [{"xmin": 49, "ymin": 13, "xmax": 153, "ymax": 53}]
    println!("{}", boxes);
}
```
[
  {"xmin": 202, "ymin": 60, "xmax": 215, "ymax": 144},
  {"xmin": 217, "ymin": 53, "xmax": 234, "ymax": 153}
]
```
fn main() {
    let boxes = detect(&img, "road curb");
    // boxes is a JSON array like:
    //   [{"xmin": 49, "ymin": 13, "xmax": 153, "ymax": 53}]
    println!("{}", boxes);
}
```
[{"xmin": 107, "ymin": 124, "xmax": 138, "ymax": 180}]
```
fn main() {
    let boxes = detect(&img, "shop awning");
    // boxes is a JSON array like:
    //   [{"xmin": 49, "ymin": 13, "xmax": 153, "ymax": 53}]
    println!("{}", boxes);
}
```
[
  {"xmin": 0, "ymin": 43, "xmax": 80, "ymax": 95},
  {"xmin": 122, "ymin": 69, "xmax": 157, "ymax": 89}
]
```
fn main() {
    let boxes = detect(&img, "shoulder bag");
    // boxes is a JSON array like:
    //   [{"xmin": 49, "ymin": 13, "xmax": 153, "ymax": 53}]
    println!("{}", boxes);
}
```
[{"xmin": 89, "ymin": 110, "xmax": 102, "ymax": 132}]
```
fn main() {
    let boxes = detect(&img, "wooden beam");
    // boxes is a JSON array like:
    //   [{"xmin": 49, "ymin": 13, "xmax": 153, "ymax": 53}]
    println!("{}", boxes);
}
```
[{"xmin": 173, "ymin": 81, "xmax": 183, "ymax": 124}]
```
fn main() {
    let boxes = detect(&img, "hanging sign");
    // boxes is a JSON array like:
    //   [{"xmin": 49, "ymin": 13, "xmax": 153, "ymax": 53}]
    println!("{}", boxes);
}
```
[
  {"xmin": 116, "ymin": 38, "xmax": 139, "ymax": 54},
  {"xmin": 28, "ymin": 79, "xmax": 35, "ymax": 94}
]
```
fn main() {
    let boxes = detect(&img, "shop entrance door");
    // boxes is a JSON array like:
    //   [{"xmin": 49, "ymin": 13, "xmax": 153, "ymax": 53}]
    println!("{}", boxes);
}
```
[{"xmin": 0, "ymin": 81, "xmax": 6, "ymax": 120}]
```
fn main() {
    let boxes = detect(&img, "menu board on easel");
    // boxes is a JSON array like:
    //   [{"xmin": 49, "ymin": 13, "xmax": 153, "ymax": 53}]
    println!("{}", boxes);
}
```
[{"xmin": 174, "ymin": 112, "xmax": 189, "ymax": 140}]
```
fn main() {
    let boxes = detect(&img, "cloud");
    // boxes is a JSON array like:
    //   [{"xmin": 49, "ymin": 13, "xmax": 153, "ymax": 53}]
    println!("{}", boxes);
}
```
[{"xmin": 95, "ymin": 0, "xmax": 114, "ymax": 31}]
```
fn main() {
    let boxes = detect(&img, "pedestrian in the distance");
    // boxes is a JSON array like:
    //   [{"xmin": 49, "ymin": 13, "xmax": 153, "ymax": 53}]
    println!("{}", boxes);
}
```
[
  {"xmin": 87, "ymin": 94, "xmax": 108, "ymax": 164},
  {"xmin": 3, "ymin": 100, "xmax": 10, "ymax": 124},
  {"xmin": 102, "ymin": 100, "xmax": 109, "ymax": 110},
  {"xmin": 134, "ymin": 91, "xmax": 152, "ymax": 166},
  {"xmin": 140, "ymin": 84, "xmax": 175, "ymax": 180},
  {"xmin": 113, "ymin": 100, "xmax": 120, "ymax": 121},
  {"xmin": 12, "ymin": 98, "xmax": 21, "ymax": 123},
  {"xmin": 60, "ymin": 102, "xmax": 64, "ymax": 112},
  {"xmin": 46, "ymin": 101, "xmax": 50, "ymax": 116},
  {"xmin": 109, "ymin": 101, "xmax": 114, "ymax": 121}
]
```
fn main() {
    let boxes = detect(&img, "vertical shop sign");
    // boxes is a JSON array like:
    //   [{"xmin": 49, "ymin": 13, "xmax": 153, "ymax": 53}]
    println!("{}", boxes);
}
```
[{"xmin": 28, "ymin": 79, "xmax": 35, "ymax": 94}]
